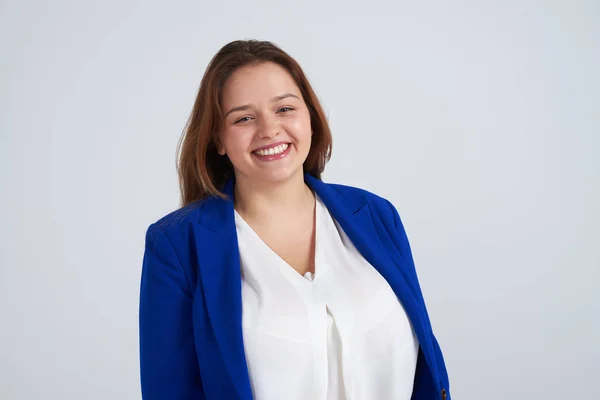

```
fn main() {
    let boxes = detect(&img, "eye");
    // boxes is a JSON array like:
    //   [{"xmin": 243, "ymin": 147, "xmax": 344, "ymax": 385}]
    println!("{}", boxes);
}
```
[
  {"xmin": 234, "ymin": 116, "xmax": 253, "ymax": 124},
  {"xmin": 278, "ymin": 107, "xmax": 295, "ymax": 113}
]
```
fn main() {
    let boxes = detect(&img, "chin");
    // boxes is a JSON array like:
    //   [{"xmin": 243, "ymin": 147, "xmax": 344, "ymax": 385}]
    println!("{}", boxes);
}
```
[{"xmin": 254, "ymin": 166, "xmax": 304, "ymax": 185}]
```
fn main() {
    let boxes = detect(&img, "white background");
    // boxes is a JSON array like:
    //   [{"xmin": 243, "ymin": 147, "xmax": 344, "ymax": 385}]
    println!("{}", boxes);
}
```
[{"xmin": 1, "ymin": 0, "xmax": 599, "ymax": 399}]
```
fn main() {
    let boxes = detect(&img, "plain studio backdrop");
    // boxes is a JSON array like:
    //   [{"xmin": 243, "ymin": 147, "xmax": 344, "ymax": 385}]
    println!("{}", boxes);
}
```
[{"xmin": 1, "ymin": 0, "xmax": 598, "ymax": 399}]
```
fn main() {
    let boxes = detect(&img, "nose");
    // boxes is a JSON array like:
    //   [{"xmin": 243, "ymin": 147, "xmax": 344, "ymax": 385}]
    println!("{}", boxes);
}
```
[{"xmin": 258, "ymin": 113, "xmax": 280, "ymax": 139}]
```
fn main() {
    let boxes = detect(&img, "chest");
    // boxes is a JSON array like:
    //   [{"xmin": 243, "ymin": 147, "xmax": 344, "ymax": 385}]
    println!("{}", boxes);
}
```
[
  {"xmin": 237, "ymin": 210, "xmax": 420, "ymax": 400},
  {"xmin": 239, "ymin": 215, "xmax": 316, "ymax": 276}
]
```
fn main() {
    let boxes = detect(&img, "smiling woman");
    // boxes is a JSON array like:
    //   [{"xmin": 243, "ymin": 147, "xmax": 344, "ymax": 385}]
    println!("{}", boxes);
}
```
[{"xmin": 139, "ymin": 39, "xmax": 451, "ymax": 400}]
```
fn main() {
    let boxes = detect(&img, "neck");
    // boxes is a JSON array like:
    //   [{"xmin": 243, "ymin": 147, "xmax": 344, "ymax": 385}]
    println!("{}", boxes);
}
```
[{"xmin": 233, "ymin": 170, "xmax": 314, "ymax": 221}]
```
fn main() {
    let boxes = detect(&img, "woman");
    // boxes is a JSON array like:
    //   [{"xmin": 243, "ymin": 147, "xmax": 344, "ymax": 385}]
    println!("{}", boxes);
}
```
[{"xmin": 139, "ymin": 39, "xmax": 450, "ymax": 400}]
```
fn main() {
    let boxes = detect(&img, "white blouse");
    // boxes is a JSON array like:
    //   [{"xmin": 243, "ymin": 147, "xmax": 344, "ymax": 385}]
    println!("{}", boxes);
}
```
[{"xmin": 234, "ymin": 193, "xmax": 419, "ymax": 400}]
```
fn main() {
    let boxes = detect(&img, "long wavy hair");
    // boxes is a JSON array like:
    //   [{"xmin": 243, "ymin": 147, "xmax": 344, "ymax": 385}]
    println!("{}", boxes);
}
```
[{"xmin": 176, "ymin": 39, "xmax": 333, "ymax": 207}]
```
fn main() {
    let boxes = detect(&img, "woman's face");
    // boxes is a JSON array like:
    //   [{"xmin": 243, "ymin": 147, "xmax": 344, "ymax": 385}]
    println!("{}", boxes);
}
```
[{"xmin": 217, "ymin": 62, "xmax": 312, "ymax": 186}]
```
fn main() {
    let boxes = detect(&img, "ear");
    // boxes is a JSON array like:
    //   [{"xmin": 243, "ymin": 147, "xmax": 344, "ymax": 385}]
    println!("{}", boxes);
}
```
[{"xmin": 213, "ymin": 134, "xmax": 226, "ymax": 156}]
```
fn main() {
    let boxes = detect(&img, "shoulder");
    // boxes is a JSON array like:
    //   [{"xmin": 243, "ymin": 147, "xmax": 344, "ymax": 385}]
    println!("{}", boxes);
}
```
[
  {"xmin": 150, "ymin": 199, "xmax": 205, "ymax": 233},
  {"xmin": 326, "ymin": 181, "xmax": 399, "ymax": 222},
  {"xmin": 141, "ymin": 199, "xmax": 208, "ymax": 293},
  {"xmin": 143, "ymin": 199, "xmax": 206, "ymax": 257}
]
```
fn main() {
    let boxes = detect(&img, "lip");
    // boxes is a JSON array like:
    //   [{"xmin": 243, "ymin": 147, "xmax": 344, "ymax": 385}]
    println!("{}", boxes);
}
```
[{"xmin": 252, "ymin": 141, "xmax": 291, "ymax": 152}]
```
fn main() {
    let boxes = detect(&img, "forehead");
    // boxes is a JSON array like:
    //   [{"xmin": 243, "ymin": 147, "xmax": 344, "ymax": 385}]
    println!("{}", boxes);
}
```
[{"xmin": 221, "ymin": 62, "xmax": 300, "ymax": 106}]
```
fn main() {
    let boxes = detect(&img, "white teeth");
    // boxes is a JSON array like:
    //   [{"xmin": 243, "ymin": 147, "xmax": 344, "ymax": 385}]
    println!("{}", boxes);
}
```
[{"xmin": 254, "ymin": 143, "xmax": 289, "ymax": 156}]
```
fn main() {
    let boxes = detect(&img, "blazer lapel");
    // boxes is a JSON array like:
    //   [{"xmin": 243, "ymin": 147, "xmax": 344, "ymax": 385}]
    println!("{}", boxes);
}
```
[{"xmin": 195, "ymin": 177, "xmax": 252, "ymax": 400}]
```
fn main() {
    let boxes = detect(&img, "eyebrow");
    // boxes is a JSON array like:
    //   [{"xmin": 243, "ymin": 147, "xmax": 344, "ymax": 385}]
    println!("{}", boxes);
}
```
[{"xmin": 224, "ymin": 92, "xmax": 300, "ymax": 118}]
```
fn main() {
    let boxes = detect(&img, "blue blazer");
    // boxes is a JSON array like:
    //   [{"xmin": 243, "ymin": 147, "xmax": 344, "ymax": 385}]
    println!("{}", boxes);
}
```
[{"xmin": 139, "ymin": 173, "xmax": 451, "ymax": 400}]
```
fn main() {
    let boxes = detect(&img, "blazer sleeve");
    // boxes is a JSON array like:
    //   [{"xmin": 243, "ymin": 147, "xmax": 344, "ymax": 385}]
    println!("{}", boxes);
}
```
[
  {"xmin": 139, "ymin": 223, "xmax": 205, "ymax": 399},
  {"xmin": 382, "ymin": 198, "xmax": 425, "ymax": 302},
  {"xmin": 383, "ymin": 199, "xmax": 452, "ymax": 398}
]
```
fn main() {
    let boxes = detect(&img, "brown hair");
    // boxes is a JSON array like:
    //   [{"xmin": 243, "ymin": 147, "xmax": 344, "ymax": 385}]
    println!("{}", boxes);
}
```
[{"xmin": 176, "ymin": 39, "xmax": 333, "ymax": 207}]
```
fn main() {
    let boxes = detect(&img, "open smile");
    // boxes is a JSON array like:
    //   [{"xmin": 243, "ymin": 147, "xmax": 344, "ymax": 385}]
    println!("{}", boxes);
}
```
[{"xmin": 252, "ymin": 143, "xmax": 292, "ymax": 161}]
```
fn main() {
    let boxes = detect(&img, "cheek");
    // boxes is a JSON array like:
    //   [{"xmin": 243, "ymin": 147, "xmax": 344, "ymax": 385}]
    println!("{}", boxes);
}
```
[
  {"xmin": 221, "ymin": 130, "xmax": 249, "ymax": 154},
  {"xmin": 289, "ymin": 112, "xmax": 312, "ymax": 140}
]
